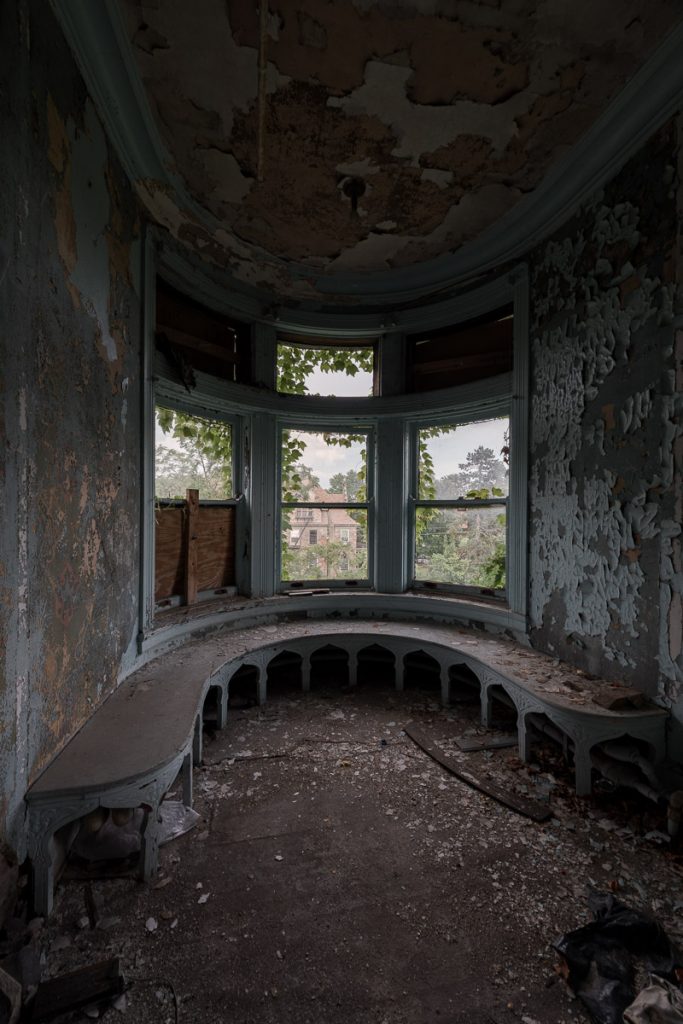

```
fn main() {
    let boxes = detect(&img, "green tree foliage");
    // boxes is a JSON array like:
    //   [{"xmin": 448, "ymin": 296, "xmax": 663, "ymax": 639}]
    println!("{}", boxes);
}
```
[
  {"xmin": 281, "ymin": 462, "xmax": 320, "ymax": 503},
  {"xmin": 285, "ymin": 539, "xmax": 367, "ymax": 581},
  {"xmin": 435, "ymin": 445, "xmax": 508, "ymax": 499},
  {"xmin": 415, "ymin": 503, "xmax": 506, "ymax": 590},
  {"xmin": 328, "ymin": 469, "xmax": 362, "ymax": 500},
  {"xmin": 155, "ymin": 408, "xmax": 233, "ymax": 498},
  {"xmin": 277, "ymin": 343, "xmax": 373, "ymax": 395}
]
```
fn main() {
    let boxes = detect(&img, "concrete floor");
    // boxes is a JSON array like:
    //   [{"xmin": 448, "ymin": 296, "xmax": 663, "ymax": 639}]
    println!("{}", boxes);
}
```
[{"xmin": 41, "ymin": 674, "xmax": 683, "ymax": 1023}]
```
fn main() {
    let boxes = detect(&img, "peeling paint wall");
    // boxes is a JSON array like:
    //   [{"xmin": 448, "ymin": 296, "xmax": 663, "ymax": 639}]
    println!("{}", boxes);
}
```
[
  {"xmin": 529, "ymin": 120, "xmax": 683, "ymax": 741},
  {"xmin": 0, "ymin": 1, "xmax": 141, "ymax": 855}
]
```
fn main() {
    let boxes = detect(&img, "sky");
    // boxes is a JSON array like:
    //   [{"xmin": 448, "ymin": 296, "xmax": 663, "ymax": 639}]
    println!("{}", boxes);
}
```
[
  {"xmin": 156, "ymin": 363, "xmax": 508, "ymax": 489},
  {"xmin": 291, "ymin": 416, "xmax": 508, "ymax": 488},
  {"xmin": 298, "ymin": 368, "xmax": 508, "ymax": 486}
]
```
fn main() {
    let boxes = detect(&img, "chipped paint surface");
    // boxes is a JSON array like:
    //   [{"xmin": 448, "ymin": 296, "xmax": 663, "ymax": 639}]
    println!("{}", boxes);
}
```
[
  {"xmin": 528, "ymin": 121, "xmax": 682, "ymax": 720},
  {"xmin": 119, "ymin": 0, "xmax": 681, "ymax": 295},
  {"xmin": 0, "ymin": 1, "xmax": 141, "ymax": 856}
]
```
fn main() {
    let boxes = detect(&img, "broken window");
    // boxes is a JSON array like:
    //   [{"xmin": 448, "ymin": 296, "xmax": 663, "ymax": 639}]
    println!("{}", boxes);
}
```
[
  {"xmin": 276, "ymin": 336, "xmax": 376, "ymax": 397},
  {"xmin": 412, "ymin": 417, "xmax": 509, "ymax": 595},
  {"xmin": 280, "ymin": 428, "xmax": 371, "ymax": 585}
]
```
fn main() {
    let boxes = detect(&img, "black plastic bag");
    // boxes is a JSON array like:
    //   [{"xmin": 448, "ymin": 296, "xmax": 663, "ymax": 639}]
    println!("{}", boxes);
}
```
[{"xmin": 553, "ymin": 892, "xmax": 683, "ymax": 1024}]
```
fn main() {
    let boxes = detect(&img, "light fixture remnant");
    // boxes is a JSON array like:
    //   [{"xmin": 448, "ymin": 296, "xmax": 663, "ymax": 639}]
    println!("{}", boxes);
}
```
[{"xmin": 342, "ymin": 177, "xmax": 366, "ymax": 215}]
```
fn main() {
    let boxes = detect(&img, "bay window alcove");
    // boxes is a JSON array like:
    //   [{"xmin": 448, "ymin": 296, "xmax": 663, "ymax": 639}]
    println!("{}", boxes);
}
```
[{"xmin": 140, "ymin": 257, "xmax": 528, "ymax": 645}]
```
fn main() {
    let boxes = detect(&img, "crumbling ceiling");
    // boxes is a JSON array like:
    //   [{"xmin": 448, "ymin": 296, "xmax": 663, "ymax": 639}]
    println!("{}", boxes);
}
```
[{"xmin": 119, "ymin": 0, "xmax": 683, "ymax": 299}]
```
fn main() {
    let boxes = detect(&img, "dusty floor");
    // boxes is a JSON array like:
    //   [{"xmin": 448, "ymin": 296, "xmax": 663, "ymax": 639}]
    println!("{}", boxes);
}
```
[{"xmin": 36, "ymin": 673, "xmax": 683, "ymax": 1023}]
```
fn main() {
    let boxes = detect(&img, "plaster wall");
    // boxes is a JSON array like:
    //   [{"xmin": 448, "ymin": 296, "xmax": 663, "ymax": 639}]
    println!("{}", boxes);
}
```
[
  {"xmin": 0, "ymin": 1, "xmax": 142, "ymax": 856},
  {"xmin": 528, "ymin": 118, "xmax": 683, "ymax": 750}
]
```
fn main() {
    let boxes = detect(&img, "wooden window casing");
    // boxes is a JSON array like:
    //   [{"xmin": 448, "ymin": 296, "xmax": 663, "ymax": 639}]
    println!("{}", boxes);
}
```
[{"xmin": 407, "ymin": 306, "xmax": 513, "ymax": 393}]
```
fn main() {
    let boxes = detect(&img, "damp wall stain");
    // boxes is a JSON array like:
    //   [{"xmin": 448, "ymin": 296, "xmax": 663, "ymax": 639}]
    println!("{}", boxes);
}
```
[
  {"xmin": 528, "ymin": 119, "xmax": 682, "ymax": 744},
  {"xmin": 0, "ymin": 0, "xmax": 141, "ymax": 856}
]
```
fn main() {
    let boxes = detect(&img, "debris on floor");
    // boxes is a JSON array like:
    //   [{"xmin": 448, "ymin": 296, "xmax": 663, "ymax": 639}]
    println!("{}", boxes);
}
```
[
  {"xmin": 454, "ymin": 733, "xmax": 518, "ymax": 752},
  {"xmin": 624, "ymin": 976, "xmax": 683, "ymax": 1023},
  {"xmin": 24, "ymin": 680, "xmax": 683, "ymax": 1023},
  {"xmin": 554, "ymin": 891, "xmax": 683, "ymax": 1024},
  {"xmin": 0, "ymin": 963, "xmax": 21, "ymax": 1024},
  {"xmin": 30, "ymin": 958, "xmax": 124, "ymax": 1021},
  {"xmin": 159, "ymin": 802, "xmax": 201, "ymax": 845}
]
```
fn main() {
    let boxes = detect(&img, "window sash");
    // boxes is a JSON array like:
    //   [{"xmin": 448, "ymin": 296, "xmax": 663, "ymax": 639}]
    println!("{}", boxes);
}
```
[
  {"xmin": 409, "ymin": 413, "xmax": 509, "ymax": 597},
  {"xmin": 411, "ymin": 498, "xmax": 508, "ymax": 595},
  {"xmin": 278, "ymin": 424, "xmax": 374, "ymax": 587}
]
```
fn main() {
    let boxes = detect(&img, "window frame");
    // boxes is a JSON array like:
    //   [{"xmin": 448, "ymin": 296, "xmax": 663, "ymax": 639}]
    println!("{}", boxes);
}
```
[
  {"xmin": 408, "ymin": 413, "xmax": 511, "ymax": 600},
  {"xmin": 278, "ymin": 422, "xmax": 375, "ymax": 591},
  {"xmin": 152, "ymin": 397, "xmax": 242, "ymax": 611}
]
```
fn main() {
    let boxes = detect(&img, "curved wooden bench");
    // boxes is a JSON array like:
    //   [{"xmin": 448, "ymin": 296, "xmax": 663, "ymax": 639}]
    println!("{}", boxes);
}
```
[{"xmin": 26, "ymin": 616, "xmax": 668, "ymax": 914}]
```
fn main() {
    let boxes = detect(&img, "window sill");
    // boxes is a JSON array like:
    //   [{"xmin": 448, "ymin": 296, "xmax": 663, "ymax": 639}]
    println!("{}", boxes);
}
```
[{"xmin": 138, "ymin": 591, "xmax": 527, "ymax": 668}]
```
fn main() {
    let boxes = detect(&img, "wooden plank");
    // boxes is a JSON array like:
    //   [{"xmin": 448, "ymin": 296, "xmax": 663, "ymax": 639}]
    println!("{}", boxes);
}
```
[
  {"xmin": 156, "ymin": 325, "xmax": 239, "ymax": 363},
  {"xmin": 592, "ymin": 685, "xmax": 648, "ymax": 710},
  {"xmin": 31, "ymin": 958, "xmax": 123, "ymax": 1020},
  {"xmin": 154, "ymin": 506, "xmax": 184, "ymax": 601},
  {"xmin": 454, "ymin": 734, "xmax": 518, "ymax": 752},
  {"xmin": 408, "ymin": 313, "xmax": 513, "ymax": 392},
  {"xmin": 157, "ymin": 279, "xmax": 237, "ymax": 336},
  {"xmin": 196, "ymin": 506, "xmax": 236, "ymax": 590},
  {"xmin": 404, "ymin": 724, "xmax": 551, "ymax": 822},
  {"xmin": 184, "ymin": 489, "xmax": 199, "ymax": 605},
  {"xmin": 412, "ymin": 349, "xmax": 513, "ymax": 376}
]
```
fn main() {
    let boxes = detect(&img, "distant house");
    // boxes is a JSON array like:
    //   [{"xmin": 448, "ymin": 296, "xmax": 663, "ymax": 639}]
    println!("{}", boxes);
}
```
[{"xmin": 286, "ymin": 488, "xmax": 362, "ymax": 576}]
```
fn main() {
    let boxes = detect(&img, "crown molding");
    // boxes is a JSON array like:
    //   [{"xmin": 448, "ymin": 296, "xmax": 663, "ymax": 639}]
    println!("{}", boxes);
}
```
[
  {"xmin": 51, "ymin": 0, "xmax": 683, "ymax": 309},
  {"xmin": 157, "ymin": 240, "xmax": 523, "ymax": 334}
]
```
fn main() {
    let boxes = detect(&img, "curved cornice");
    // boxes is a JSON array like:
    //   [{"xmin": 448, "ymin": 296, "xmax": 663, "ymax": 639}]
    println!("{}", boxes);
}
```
[
  {"xmin": 157, "ymin": 244, "xmax": 524, "ymax": 334},
  {"xmin": 51, "ymin": 0, "xmax": 683, "ymax": 308},
  {"xmin": 155, "ymin": 359, "xmax": 512, "ymax": 423}
]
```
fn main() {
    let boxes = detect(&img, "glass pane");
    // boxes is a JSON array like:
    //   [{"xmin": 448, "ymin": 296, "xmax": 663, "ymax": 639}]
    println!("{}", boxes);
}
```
[
  {"xmin": 282, "ymin": 508, "xmax": 368, "ymax": 581},
  {"xmin": 418, "ymin": 417, "xmax": 509, "ymax": 500},
  {"xmin": 281, "ymin": 430, "xmax": 367, "ymax": 503},
  {"xmin": 414, "ymin": 506, "xmax": 506, "ymax": 589},
  {"xmin": 277, "ymin": 343, "xmax": 374, "ymax": 397},
  {"xmin": 155, "ymin": 407, "xmax": 233, "ymax": 499}
]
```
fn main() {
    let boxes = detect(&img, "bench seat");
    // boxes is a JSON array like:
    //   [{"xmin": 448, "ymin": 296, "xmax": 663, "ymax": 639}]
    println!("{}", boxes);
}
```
[{"xmin": 26, "ymin": 615, "xmax": 668, "ymax": 914}]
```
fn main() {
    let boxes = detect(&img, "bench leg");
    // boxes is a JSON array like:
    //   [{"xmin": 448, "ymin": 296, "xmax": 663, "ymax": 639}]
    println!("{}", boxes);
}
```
[
  {"xmin": 301, "ymin": 659, "xmax": 311, "ymax": 693},
  {"xmin": 215, "ymin": 687, "xmax": 229, "ymax": 730},
  {"xmin": 481, "ymin": 688, "xmax": 493, "ymax": 728},
  {"xmin": 440, "ymin": 666, "xmax": 450, "ymax": 707},
  {"xmin": 348, "ymin": 654, "xmax": 357, "ymax": 689},
  {"xmin": 193, "ymin": 716, "xmax": 203, "ymax": 766},
  {"xmin": 181, "ymin": 752, "xmax": 193, "ymax": 808},
  {"xmin": 32, "ymin": 845, "xmax": 55, "ymax": 918},
  {"xmin": 257, "ymin": 668, "xmax": 266, "ymax": 706},
  {"xmin": 395, "ymin": 657, "xmax": 404, "ymax": 692},
  {"xmin": 518, "ymin": 715, "xmax": 532, "ymax": 763},
  {"xmin": 139, "ymin": 806, "xmax": 160, "ymax": 882},
  {"xmin": 574, "ymin": 747, "xmax": 593, "ymax": 796}
]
